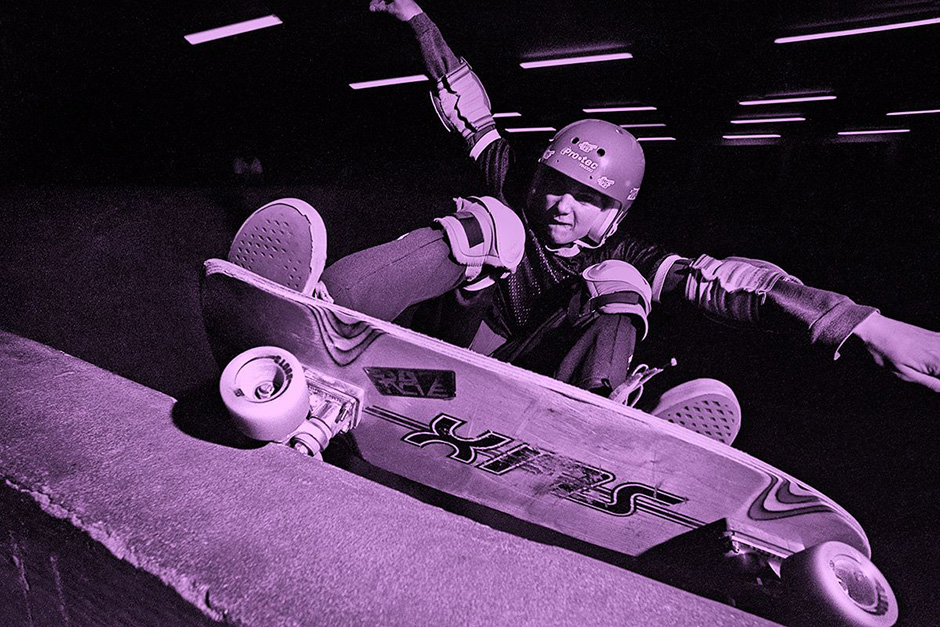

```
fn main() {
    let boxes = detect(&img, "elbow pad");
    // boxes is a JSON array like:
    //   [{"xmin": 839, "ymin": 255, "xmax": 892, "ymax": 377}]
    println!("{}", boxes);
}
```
[
  {"xmin": 582, "ymin": 260, "xmax": 653, "ymax": 340},
  {"xmin": 430, "ymin": 60, "xmax": 497, "ymax": 153},
  {"xmin": 684, "ymin": 254, "xmax": 802, "ymax": 327}
]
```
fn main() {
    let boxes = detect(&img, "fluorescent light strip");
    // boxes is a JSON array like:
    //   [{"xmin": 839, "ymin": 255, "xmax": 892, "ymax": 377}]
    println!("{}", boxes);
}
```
[
  {"xmin": 886, "ymin": 109, "xmax": 940, "ymax": 116},
  {"xmin": 493, "ymin": 112, "xmax": 522, "ymax": 118},
  {"xmin": 730, "ymin": 117, "xmax": 806, "ymax": 124},
  {"xmin": 636, "ymin": 137, "xmax": 676, "ymax": 142},
  {"xmin": 723, "ymin": 134, "xmax": 781, "ymax": 140},
  {"xmin": 838, "ymin": 129, "xmax": 910, "ymax": 135},
  {"xmin": 349, "ymin": 74, "xmax": 428, "ymax": 90},
  {"xmin": 776, "ymin": 17, "xmax": 940, "ymax": 44},
  {"xmin": 584, "ymin": 106, "xmax": 657, "ymax": 113},
  {"xmin": 520, "ymin": 53, "xmax": 633, "ymax": 69},
  {"xmin": 185, "ymin": 15, "xmax": 282, "ymax": 45},
  {"xmin": 740, "ymin": 96, "xmax": 836, "ymax": 106},
  {"xmin": 504, "ymin": 127, "xmax": 557, "ymax": 133},
  {"xmin": 620, "ymin": 123, "xmax": 667, "ymax": 128}
]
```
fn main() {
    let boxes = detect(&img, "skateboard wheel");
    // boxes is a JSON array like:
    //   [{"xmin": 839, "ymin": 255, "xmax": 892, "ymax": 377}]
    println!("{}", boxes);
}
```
[
  {"xmin": 782, "ymin": 541, "xmax": 898, "ymax": 627},
  {"xmin": 220, "ymin": 347, "xmax": 310, "ymax": 442}
]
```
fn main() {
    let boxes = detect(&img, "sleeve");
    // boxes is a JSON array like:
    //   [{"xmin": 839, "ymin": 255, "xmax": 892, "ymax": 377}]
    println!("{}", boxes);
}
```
[
  {"xmin": 607, "ymin": 234, "xmax": 686, "ymax": 293},
  {"xmin": 409, "ymin": 12, "xmax": 460, "ymax": 79},
  {"xmin": 474, "ymin": 138, "xmax": 515, "ymax": 204},
  {"xmin": 758, "ymin": 280, "xmax": 879, "ymax": 359}
]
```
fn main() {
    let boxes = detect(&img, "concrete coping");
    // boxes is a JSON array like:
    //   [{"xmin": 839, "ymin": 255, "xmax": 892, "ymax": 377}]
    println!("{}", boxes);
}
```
[{"xmin": 0, "ymin": 330, "xmax": 776, "ymax": 626}]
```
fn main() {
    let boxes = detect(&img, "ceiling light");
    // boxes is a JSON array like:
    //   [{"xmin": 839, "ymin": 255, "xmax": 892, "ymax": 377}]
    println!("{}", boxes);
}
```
[
  {"xmin": 730, "ymin": 117, "xmax": 806, "ymax": 124},
  {"xmin": 723, "ymin": 134, "xmax": 781, "ymax": 140},
  {"xmin": 349, "ymin": 75, "xmax": 428, "ymax": 90},
  {"xmin": 838, "ymin": 129, "xmax": 910, "ymax": 135},
  {"xmin": 886, "ymin": 109, "xmax": 940, "ymax": 116},
  {"xmin": 636, "ymin": 137, "xmax": 676, "ymax": 142},
  {"xmin": 583, "ymin": 106, "xmax": 657, "ymax": 113},
  {"xmin": 740, "ymin": 96, "xmax": 836, "ymax": 106},
  {"xmin": 775, "ymin": 17, "xmax": 940, "ymax": 44},
  {"xmin": 620, "ymin": 123, "xmax": 667, "ymax": 128},
  {"xmin": 520, "ymin": 53, "xmax": 633, "ymax": 69},
  {"xmin": 493, "ymin": 112, "xmax": 523, "ymax": 118},
  {"xmin": 503, "ymin": 127, "xmax": 557, "ymax": 133},
  {"xmin": 184, "ymin": 15, "xmax": 282, "ymax": 45}
]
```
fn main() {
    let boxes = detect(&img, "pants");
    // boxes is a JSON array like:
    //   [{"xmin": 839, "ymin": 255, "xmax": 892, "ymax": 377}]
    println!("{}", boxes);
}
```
[{"xmin": 321, "ymin": 227, "xmax": 638, "ymax": 394}]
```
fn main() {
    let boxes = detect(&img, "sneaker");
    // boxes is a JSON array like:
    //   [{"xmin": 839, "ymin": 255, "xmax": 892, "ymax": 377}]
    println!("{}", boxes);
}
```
[
  {"xmin": 646, "ymin": 378, "xmax": 742, "ymax": 445},
  {"xmin": 229, "ymin": 198, "xmax": 327, "ymax": 296}
]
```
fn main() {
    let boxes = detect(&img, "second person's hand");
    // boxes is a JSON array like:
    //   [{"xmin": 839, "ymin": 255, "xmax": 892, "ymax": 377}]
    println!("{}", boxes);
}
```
[{"xmin": 369, "ymin": 0, "xmax": 423, "ymax": 22}]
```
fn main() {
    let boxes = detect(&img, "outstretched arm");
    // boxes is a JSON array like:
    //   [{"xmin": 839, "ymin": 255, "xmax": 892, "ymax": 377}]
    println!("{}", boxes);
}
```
[
  {"xmin": 653, "ymin": 254, "xmax": 940, "ymax": 393},
  {"xmin": 369, "ymin": 1, "xmax": 458, "ymax": 77},
  {"xmin": 369, "ymin": 0, "xmax": 501, "ymax": 160}
]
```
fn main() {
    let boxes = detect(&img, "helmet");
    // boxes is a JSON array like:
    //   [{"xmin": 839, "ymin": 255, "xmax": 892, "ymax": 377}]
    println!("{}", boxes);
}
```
[{"xmin": 538, "ymin": 119, "xmax": 645, "ymax": 245}]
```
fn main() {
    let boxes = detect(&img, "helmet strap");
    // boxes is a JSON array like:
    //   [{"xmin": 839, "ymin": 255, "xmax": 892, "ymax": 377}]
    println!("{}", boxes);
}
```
[
  {"xmin": 544, "ymin": 242, "xmax": 582, "ymax": 257},
  {"xmin": 578, "ymin": 205, "xmax": 624, "ymax": 249}
]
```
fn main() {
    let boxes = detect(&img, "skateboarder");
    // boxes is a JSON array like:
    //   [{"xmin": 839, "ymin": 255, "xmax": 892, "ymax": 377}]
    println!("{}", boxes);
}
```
[{"xmin": 229, "ymin": 1, "xmax": 940, "ymax": 431}]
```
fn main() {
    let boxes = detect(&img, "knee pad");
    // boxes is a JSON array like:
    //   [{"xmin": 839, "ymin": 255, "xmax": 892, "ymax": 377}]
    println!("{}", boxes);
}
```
[
  {"xmin": 582, "ymin": 260, "xmax": 653, "ymax": 340},
  {"xmin": 685, "ymin": 254, "xmax": 802, "ymax": 326},
  {"xmin": 434, "ymin": 196, "xmax": 525, "ymax": 290}
]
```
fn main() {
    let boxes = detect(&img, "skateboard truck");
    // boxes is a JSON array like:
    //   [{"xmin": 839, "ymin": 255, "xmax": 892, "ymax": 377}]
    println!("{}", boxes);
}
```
[
  {"xmin": 287, "ymin": 369, "xmax": 364, "ymax": 458},
  {"xmin": 637, "ymin": 519, "xmax": 897, "ymax": 627},
  {"xmin": 220, "ymin": 346, "xmax": 364, "ymax": 458}
]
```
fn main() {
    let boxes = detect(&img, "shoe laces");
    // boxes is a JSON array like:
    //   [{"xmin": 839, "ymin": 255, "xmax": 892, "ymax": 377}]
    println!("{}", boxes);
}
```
[{"xmin": 610, "ymin": 357, "xmax": 677, "ymax": 407}]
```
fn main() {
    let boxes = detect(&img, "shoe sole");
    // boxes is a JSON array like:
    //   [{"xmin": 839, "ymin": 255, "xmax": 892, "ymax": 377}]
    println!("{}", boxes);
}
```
[
  {"xmin": 648, "ymin": 378, "xmax": 742, "ymax": 445},
  {"xmin": 229, "ymin": 198, "xmax": 327, "ymax": 295}
]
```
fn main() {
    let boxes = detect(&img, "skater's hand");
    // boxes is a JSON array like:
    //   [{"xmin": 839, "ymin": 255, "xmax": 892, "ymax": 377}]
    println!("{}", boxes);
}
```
[
  {"xmin": 369, "ymin": 0, "xmax": 423, "ymax": 22},
  {"xmin": 851, "ymin": 313, "xmax": 940, "ymax": 392}
]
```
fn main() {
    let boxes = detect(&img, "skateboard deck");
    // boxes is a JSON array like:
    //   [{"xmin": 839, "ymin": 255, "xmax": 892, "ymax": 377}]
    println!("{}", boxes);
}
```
[{"xmin": 201, "ymin": 258, "xmax": 870, "ymax": 563}]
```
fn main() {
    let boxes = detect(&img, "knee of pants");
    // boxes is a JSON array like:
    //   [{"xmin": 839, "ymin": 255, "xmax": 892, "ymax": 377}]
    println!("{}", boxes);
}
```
[{"xmin": 555, "ymin": 311, "xmax": 640, "ymax": 392}]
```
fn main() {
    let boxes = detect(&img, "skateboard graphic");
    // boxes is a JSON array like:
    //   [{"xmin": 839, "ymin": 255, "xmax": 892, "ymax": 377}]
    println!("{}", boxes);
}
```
[{"xmin": 201, "ymin": 257, "xmax": 898, "ymax": 627}]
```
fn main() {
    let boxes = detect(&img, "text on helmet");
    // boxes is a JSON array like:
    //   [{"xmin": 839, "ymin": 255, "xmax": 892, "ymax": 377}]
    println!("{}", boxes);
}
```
[{"xmin": 560, "ymin": 146, "xmax": 601, "ymax": 172}]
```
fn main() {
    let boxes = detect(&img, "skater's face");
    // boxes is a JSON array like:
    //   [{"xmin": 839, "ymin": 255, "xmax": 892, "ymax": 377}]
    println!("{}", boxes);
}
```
[{"xmin": 530, "ymin": 166, "xmax": 619, "ymax": 246}]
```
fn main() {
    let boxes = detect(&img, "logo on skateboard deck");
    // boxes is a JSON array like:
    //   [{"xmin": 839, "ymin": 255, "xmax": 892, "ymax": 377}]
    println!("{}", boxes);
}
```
[
  {"xmin": 749, "ymin": 474, "xmax": 834, "ymax": 521},
  {"xmin": 368, "ymin": 407, "xmax": 702, "ymax": 529},
  {"xmin": 364, "ymin": 367, "xmax": 457, "ymax": 399}
]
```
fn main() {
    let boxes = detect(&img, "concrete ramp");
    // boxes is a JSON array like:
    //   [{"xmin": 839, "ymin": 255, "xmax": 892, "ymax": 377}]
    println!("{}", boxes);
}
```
[{"xmin": 0, "ymin": 331, "xmax": 777, "ymax": 626}]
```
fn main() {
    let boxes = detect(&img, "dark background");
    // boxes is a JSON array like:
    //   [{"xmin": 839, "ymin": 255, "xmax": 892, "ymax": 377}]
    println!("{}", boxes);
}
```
[{"xmin": 1, "ymin": 1, "xmax": 937, "ymax": 625}]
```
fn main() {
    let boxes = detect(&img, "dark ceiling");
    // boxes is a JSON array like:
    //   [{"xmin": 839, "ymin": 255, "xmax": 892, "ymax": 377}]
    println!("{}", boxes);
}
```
[{"xmin": 3, "ymin": 0, "xmax": 939, "ymax": 182}]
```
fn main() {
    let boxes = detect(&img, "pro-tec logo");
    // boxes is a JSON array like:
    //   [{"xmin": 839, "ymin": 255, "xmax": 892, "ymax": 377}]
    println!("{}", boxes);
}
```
[
  {"xmin": 560, "ymin": 147, "xmax": 600, "ymax": 172},
  {"xmin": 578, "ymin": 141, "xmax": 598, "ymax": 153},
  {"xmin": 598, "ymin": 176, "xmax": 615, "ymax": 189},
  {"xmin": 627, "ymin": 187, "xmax": 640, "ymax": 201}
]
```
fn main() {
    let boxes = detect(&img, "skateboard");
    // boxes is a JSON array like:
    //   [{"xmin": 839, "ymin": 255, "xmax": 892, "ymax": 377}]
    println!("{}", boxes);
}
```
[{"xmin": 201, "ymin": 257, "xmax": 898, "ymax": 627}]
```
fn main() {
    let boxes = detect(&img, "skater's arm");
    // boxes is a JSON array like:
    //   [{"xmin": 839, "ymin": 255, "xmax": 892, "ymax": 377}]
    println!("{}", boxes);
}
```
[
  {"xmin": 369, "ymin": 1, "xmax": 459, "ymax": 78},
  {"xmin": 759, "ymin": 281, "xmax": 939, "ymax": 392},
  {"xmin": 654, "ymin": 253, "xmax": 940, "ymax": 392},
  {"xmin": 659, "ymin": 253, "xmax": 875, "ymax": 352},
  {"xmin": 370, "ymin": 0, "xmax": 501, "ymax": 161},
  {"xmin": 408, "ymin": 10, "xmax": 462, "ymax": 79}
]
